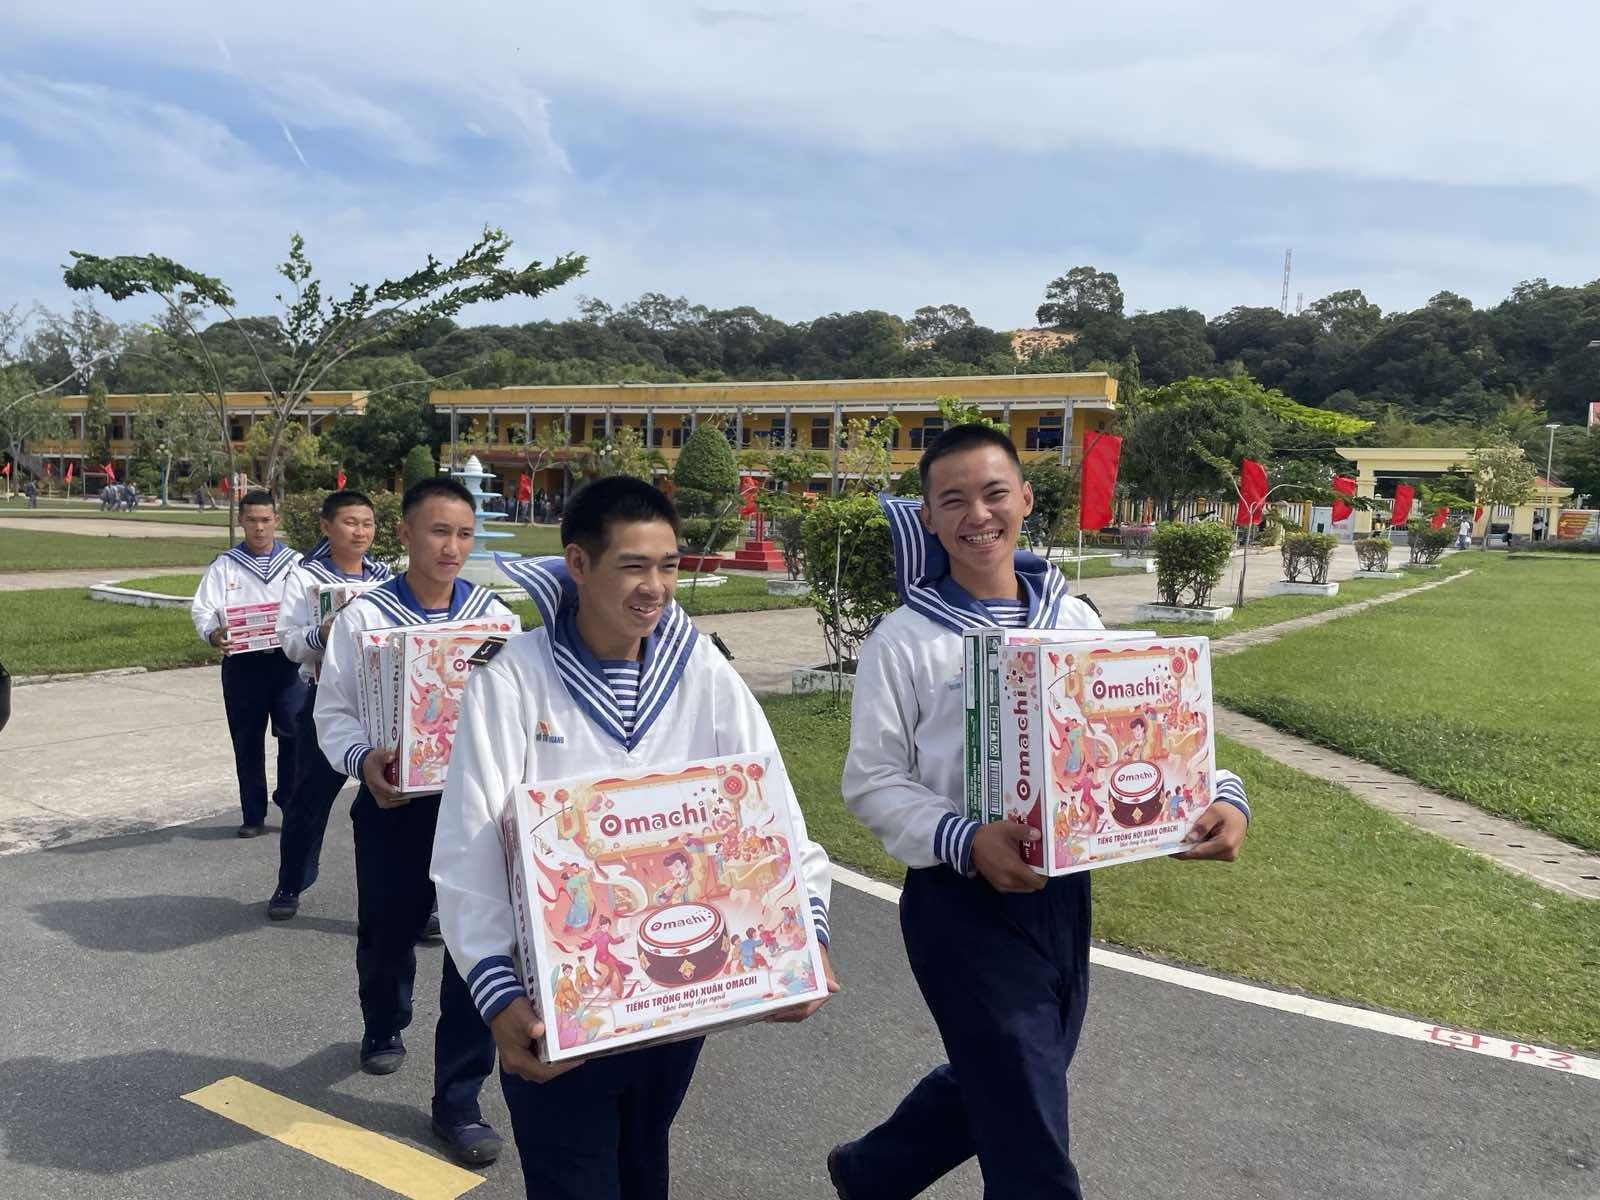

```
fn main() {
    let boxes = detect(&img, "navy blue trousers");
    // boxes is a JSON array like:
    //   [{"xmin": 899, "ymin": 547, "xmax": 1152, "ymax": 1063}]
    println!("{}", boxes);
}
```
[
  {"xmin": 832, "ymin": 866, "xmax": 1091, "ymax": 1200},
  {"xmin": 350, "ymin": 785, "xmax": 495, "ymax": 1125},
  {"xmin": 275, "ymin": 684, "xmax": 343, "ymax": 895},
  {"xmin": 220, "ymin": 650, "xmax": 306, "ymax": 828},
  {"xmin": 499, "ymin": 1037, "xmax": 704, "ymax": 1200}
]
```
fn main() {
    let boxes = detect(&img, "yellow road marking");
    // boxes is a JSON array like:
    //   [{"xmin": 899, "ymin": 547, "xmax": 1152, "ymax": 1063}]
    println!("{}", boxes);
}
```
[{"xmin": 182, "ymin": 1076, "xmax": 486, "ymax": 1200}]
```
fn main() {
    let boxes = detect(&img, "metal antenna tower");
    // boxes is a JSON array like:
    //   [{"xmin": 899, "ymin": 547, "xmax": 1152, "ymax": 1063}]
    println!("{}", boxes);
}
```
[{"xmin": 1280, "ymin": 249, "xmax": 1293, "ymax": 314}]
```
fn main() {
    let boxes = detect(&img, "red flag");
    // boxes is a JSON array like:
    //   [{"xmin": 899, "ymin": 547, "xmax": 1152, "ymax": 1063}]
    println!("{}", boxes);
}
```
[
  {"xmin": 1330, "ymin": 475, "xmax": 1356, "ymax": 523},
  {"xmin": 103, "ymin": 462, "xmax": 116, "ymax": 483},
  {"xmin": 1235, "ymin": 458, "xmax": 1268, "ymax": 526},
  {"xmin": 739, "ymin": 474, "xmax": 759, "ymax": 518},
  {"xmin": 0, "ymin": 462, "xmax": 9, "ymax": 478},
  {"xmin": 1473, "ymin": 505, "xmax": 1484, "ymax": 524},
  {"xmin": 220, "ymin": 476, "xmax": 230, "ymax": 495},
  {"xmin": 1391, "ymin": 483, "xmax": 1415, "ymax": 526},
  {"xmin": 1429, "ymin": 506, "xmax": 1449, "ymax": 530},
  {"xmin": 517, "ymin": 473, "xmax": 532, "ymax": 503},
  {"xmin": 65, "ymin": 463, "xmax": 75, "ymax": 484},
  {"xmin": 45, "ymin": 461, "xmax": 54, "ymax": 477},
  {"xmin": 336, "ymin": 469, "xmax": 347, "ymax": 490},
  {"xmin": 1077, "ymin": 433, "xmax": 1122, "ymax": 531}
]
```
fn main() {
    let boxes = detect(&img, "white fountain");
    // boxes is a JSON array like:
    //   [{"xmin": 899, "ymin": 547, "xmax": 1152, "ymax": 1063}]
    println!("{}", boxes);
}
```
[{"xmin": 450, "ymin": 455, "xmax": 517, "ymax": 584}]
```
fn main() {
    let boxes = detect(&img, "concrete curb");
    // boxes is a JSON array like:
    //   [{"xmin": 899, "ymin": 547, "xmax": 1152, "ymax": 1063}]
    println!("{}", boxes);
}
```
[
  {"xmin": 88, "ymin": 582, "xmax": 192, "ymax": 608},
  {"xmin": 14, "ymin": 665, "xmax": 151, "ymax": 687}
]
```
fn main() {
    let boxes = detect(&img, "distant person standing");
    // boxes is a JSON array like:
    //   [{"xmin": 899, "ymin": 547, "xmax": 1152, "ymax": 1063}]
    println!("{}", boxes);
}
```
[
  {"xmin": 191, "ymin": 490, "xmax": 307, "ymax": 837},
  {"xmin": 23, "ymin": 479, "xmax": 37, "ymax": 509},
  {"xmin": 1532, "ymin": 512, "xmax": 1546, "ymax": 542},
  {"xmin": 269, "ymin": 490, "xmax": 392, "ymax": 921},
  {"xmin": 1457, "ymin": 516, "xmax": 1472, "ymax": 551}
]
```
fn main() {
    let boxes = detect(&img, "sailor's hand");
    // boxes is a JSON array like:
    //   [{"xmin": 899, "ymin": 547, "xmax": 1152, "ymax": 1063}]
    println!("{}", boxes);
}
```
[
  {"xmin": 208, "ymin": 627, "xmax": 233, "ymax": 652},
  {"xmin": 362, "ymin": 749, "xmax": 407, "ymax": 808},
  {"xmin": 971, "ymin": 821, "xmax": 1046, "ymax": 893},
  {"xmin": 767, "ymin": 946, "xmax": 840, "ymax": 1023},
  {"xmin": 1174, "ymin": 803, "xmax": 1247, "ymax": 862},
  {"xmin": 491, "ymin": 997, "xmax": 582, "ymax": 1082}
]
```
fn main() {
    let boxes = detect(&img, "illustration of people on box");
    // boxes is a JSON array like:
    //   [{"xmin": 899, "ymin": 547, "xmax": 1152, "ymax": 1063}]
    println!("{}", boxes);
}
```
[
  {"xmin": 1038, "ymin": 643, "xmax": 1214, "ymax": 870},
  {"xmin": 402, "ymin": 632, "xmax": 482, "ymax": 789},
  {"xmin": 518, "ymin": 760, "xmax": 823, "ymax": 1055}
]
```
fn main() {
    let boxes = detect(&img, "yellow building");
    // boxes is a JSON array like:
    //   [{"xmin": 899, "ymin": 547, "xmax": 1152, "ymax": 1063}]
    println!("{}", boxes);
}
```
[
  {"xmin": 1334, "ymin": 446, "xmax": 1574, "ymax": 538},
  {"xmin": 31, "ymin": 391, "xmax": 367, "ymax": 481},
  {"xmin": 429, "ymin": 372, "xmax": 1118, "ymax": 495}
]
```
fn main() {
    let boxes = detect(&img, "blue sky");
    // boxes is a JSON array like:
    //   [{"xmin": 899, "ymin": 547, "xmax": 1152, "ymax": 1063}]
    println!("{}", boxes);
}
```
[{"xmin": 2, "ymin": 2, "xmax": 1598, "ymax": 334}]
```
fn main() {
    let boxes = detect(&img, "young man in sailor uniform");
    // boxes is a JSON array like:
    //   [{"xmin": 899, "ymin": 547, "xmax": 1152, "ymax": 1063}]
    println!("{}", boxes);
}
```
[
  {"xmin": 828, "ymin": 425, "xmax": 1252, "ymax": 1200},
  {"xmin": 268, "ymin": 489, "xmax": 392, "ymax": 921},
  {"xmin": 432, "ymin": 475, "xmax": 838, "ymax": 1200},
  {"xmin": 190, "ymin": 489, "xmax": 307, "ymax": 838},
  {"xmin": 316, "ymin": 478, "xmax": 513, "ymax": 1168}
]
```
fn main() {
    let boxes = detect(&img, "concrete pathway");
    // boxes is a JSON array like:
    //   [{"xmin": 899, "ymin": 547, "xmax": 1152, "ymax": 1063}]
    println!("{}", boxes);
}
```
[
  {"xmin": 1208, "ymin": 568, "xmax": 1471, "ymax": 656},
  {"xmin": 0, "ymin": 516, "xmax": 226, "ymax": 539},
  {"xmin": 0, "ymin": 568, "xmax": 144, "ymax": 592}
]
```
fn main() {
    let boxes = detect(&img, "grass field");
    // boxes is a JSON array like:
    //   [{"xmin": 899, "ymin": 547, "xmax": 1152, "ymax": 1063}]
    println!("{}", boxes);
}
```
[
  {"xmin": 762, "ymin": 692, "xmax": 1600, "ymax": 1051},
  {"xmin": 0, "ymin": 587, "xmax": 218, "ymax": 676},
  {"xmin": 0, "ymin": 503, "xmax": 233, "ymax": 527},
  {"xmin": 1213, "ymin": 554, "xmax": 1600, "ymax": 852},
  {"xmin": 1128, "ymin": 556, "xmax": 1473, "ymax": 638},
  {"xmin": 0, "ymin": 528, "xmax": 229, "ymax": 572}
]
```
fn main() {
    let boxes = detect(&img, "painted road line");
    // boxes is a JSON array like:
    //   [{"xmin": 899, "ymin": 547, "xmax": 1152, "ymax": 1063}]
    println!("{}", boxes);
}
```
[
  {"xmin": 183, "ymin": 1076, "xmax": 485, "ymax": 1200},
  {"xmin": 830, "ymin": 864, "xmax": 1600, "ymax": 1082}
]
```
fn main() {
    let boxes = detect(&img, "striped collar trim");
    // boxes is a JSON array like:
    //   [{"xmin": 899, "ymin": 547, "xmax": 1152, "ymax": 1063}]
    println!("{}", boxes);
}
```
[
  {"xmin": 496, "ymin": 554, "xmax": 697, "ymax": 750},
  {"xmin": 223, "ymin": 540, "xmax": 298, "ymax": 583},
  {"xmin": 300, "ymin": 543, "xmax": 392, "ymax": 585},
  {"xmin": 878, "ymin": 492, "xmax": 1072, "ymax": 633},
  {"xmin": 355, "ymin": 575, "xmax": 496, "ymax": 626}
]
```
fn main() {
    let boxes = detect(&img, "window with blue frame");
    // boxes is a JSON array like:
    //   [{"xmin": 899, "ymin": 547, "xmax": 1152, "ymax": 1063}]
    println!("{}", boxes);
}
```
[
  {"xmin": 907, "ymin": 417, "xmax": 945, "ymax": 450},
  {"xmin": 1025, "ymin": 412, "xmax": 1064, "ymax": 451}
]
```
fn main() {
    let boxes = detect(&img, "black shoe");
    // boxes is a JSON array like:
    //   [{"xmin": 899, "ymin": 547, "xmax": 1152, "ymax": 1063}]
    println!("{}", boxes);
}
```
[
  {"xmin": 430, "ymin": 1118, "xmax": 503, "ymax": 1167},
  {"xmin": 826, "ymin": 1145, "xmax": 853, "ymax": 1200},
  {"xmin": 359, "ymin": 1033, "xmax": 406, "ymax": 1075},
  {"xmin": 417, "ymin": 908, "xmax": 442, "ymax": 943},
  {"xmin": 237, "ymin": 824, "xmax": 266, "ymax": 839},
  {"xmin": 267, "ymin": 889, "xmax": 300, "ymax": 921}
]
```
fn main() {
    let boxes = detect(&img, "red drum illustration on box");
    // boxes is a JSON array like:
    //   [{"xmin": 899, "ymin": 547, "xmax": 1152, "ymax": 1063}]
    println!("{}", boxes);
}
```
[
  {"xmin": 503, "ymin": 754, "xmax": 827, "ymax": 1063},
  {"xmin": 1000, "ymin": 636, "xmax": 1215, "ymax": 875}
]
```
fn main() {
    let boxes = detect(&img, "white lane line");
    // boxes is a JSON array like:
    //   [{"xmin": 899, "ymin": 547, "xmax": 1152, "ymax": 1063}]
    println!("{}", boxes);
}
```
[{"xmin": 829, "ymin": 865, "xmax": 1598, "ymax": 1082}]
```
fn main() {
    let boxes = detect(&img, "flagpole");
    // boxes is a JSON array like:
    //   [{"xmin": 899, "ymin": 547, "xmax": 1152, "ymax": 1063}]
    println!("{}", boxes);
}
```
[{"xmin": 1076, "ymin": 529, "xmax": 1083, "ymax": 589}]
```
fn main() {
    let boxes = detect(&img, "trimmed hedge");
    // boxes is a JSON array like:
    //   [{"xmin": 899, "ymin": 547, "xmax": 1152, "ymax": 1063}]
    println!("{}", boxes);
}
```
[
  {"xmin": 1281, "ymin": 533, "xmax": 1337, "ymax": 584},
  {"xmin": 1354, "ymin": 537, "xmax": 1392, "ymax": 572},
  {"xmin": 1152, "ymin": 521, "xmax": 1234, "ymax": 607}
]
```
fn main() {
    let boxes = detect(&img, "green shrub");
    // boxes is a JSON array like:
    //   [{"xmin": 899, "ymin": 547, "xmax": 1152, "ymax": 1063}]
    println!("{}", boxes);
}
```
[
  {"xmin": 890, "ymin": 470, "xmax": 922, "ymax": 497},
  {"xmin": 1281, "ymin": 532, "xmax": 1337, "ymax": 584},
  {"xmin": 760, "ymin": 492, "xmax": 811, "ymax": 580},
  {"xmin": 401, "ymin": 444, "xmax": 436, "ymax": 490},
  {"xmin": 1152, "ymin": 521, "xmax": 1234, "ymax": 607},
  {"xmin": 279, "ymin": 489, "xmax": 405, "ymax": 566},
  {"xmin": 1539, "ymin": 538, "xmax": 1600, "ymax": 554},
  {"xmin": 1253, "ymin": 510, "xmax": 1284, "ymax": 548},
  {"xmin": 1407, "ymin": 521, "xmax": 1453, "ymax": 565},
  {"xmin": 1354, "ymin": 537, "xmax": 1392, "ymax": 572},
  {"xmin": 674, "ymin": 423, "xmax": 742, "ymax": 552},
  {"xmin": 802, "ymin": 495, "xmax": 896, "ymax": 670}
]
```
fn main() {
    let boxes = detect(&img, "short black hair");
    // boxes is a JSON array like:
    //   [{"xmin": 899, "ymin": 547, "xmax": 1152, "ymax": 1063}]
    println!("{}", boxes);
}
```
[
  {"xmin": 321, "ymin": 488, "xmax": 374, "ymax": 521},
  {"xmin": 239, "ymin": 489, "xmax": 276, "ymax": 512},
  {"xmin": 560, "ymin": 476, "xmax": 680, "ymax": 559},
  {"xmin": 402, "ymin": 477, "xmax": 475, "ymax": 517},
  {"xmin": 918, "ymin": 423, "xmax": 1023, "ymax": 493}
]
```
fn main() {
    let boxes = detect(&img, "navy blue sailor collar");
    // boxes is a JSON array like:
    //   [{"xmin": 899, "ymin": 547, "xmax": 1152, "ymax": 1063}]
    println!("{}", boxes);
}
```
[
  {"xmin": 299, "ymin": 538, "xmax": 392, "ymax": 585},
  {"xmin": 223, "ymin": 539, "xmax": 298, "ymax": 584},
  {"xmin": 878, "ymin": 492, "xmax": 1073, "ymax": 633},
  {"xmin": 358, "ymin": 573, "xmax": 498, "ymax": 626},
  {"xmin": 496, "ymin": 553, "xmax": 697, "ymax": 751}
]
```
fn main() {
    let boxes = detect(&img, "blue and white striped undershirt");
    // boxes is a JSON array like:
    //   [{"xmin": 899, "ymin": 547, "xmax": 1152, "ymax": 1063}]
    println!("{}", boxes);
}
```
[
  {"xmin": 599, "ymin": 659, "xmax": 642, "ymax": 734},
  {"xmin": 980, "ymin": 598, "xmax": 1029, "ymax": 627}
]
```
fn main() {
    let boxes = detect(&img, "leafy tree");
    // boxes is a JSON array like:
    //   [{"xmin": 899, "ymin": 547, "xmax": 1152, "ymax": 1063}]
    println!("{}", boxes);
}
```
[
  {"xmin": 1036, "ymin": 266, "xmax": 1125, "ymax": 328},
  {"xmin": 65, "ymin": 227, "xmax": 585, "ymax": 491},
  {"xmin": 1304, "ymin": 289, "xmax": 1383, "ymax": 342},
  {"xmin": 1470, "ymin": 441, "xmax": 1538, "ymax": 547},
  {"xmin": 583, "ymin": 425, "xmax": 654, "ymax": 481},
  {"xmin": 401, "ymin": 444, "xmax": 436, "ymax": 490},
  {"xmin": 1020, "ymin": 458, "xmax": 1074, "ymax": 552},
  {"xmin": 934, "ymin": 394, "xmax": 1004, "ymax": 431},
  {"xmin": 674, "ymin": 421, "xmax": 741, "ymax": 551},
  {"xmin": 83, "ymin": 380, "xmax": 111, "ymax": 468},
  {"xmin": 323, "ymin": 391, "xmax": 433, "ymax": 490},
  {"xmin": 0, "ymin": 374, "xmax": 68, "ymax": 478},
  {"xmin": 835, "ymin": 415, "xmax": 899, "ymax": 495},
  {"xmin": 1561, "ymin": 429, "xmax": 1600, "ymax": 506},
  {"xmin": 802, "ymin": 493, "xmax": 896, "ymax": 677},
  {"xmin": 906, "ymin": 304, "xmax": 976, "ymax": 346},
  {"xmin": 132, "ymin": 391, "xmax": 228, "ymax": 502},
  {"xmin": 1121, "ymin": 379, "xmax": 1276, "ymax": 519},
  {"xmin": 1129, "ymin": 308, "xmax": 1213, "ymax": 386}
]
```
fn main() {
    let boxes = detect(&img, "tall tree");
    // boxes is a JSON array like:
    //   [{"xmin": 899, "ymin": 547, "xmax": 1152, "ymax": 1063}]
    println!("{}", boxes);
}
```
[
  {"xmin": 1036, "ymin": 266, "xmax": 1125, "ymax": 328},
  {"xmin": 905, "ymin": 304, "xmax": 976, "ymax": 345}
]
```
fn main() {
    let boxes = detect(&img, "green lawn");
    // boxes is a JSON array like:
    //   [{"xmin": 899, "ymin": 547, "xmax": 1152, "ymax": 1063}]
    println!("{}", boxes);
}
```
[
  {"xmin": 1127, "ymin": 555, "xmax": 1473, "ymax": 638},
  {"xmin": 116, "ymin": 573, "xmax": 204, "ymax": 597},
  {"xmin": 0, "ymin": 528, "xmax": 229, "ymax": 572},
  {"xmin": 1213, "ymin": 554, "xmax": 1600, "ymax": 852},
  {"xmin": 0, "ymin": 504, "xmax": 233, "ymax": 526},
  {"xmin": 762, "ymin": 693, "xmax": 1600, "ymax": 1051},
  {"xmin": 0, "ymin": 587, "xmax": 218, "ymax": 676}
]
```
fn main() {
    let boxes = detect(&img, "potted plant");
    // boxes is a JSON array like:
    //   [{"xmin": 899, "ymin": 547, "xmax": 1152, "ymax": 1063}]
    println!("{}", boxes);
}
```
[{"xmin": 1133, "ymin": 521, "xmax": 1237, "ymax": 623}]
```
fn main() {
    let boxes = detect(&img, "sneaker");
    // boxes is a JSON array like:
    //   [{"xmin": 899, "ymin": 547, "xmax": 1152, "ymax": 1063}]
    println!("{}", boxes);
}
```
[
  {"xmin": 418, "ymin": 907, "xmax": 442, "ymax": 942},
  {"xmin": 430, "ymin": 1118, "xmax": 503, "ymax": 1167},
  {"xmin": 237, "ymin": 824, "xmax": 266, "ymax": 839},
  {"xmin": 267, "ymin": 889, "xmax": 300, "ymax": 921},
  {"xmin": 359, "ymin": 1033, "xmax": 406, "ymax": 1075}
]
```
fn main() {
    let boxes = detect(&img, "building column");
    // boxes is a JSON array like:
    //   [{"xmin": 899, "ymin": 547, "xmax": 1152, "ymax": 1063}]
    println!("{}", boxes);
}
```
[
  {"xmin": 1059, "ymin": 400, "xmax": 1074, "ymax": 467},
  {"xmin": 645, "ymin": 406, "xmax": 655, "ymax": 448},
  {"xmin": 1353, "ymin": 470, "xmax": 1377, "ymax": 535},
  {"xmin": 829, "ymin": 402, "xmax": 842, "ymax": 495},
  {"xmin": 735, "ymin": 409, "xmax": 744, "ymax": 449},
  {"xmin": 563, "ymin": 407, "xmax": 572, "ymax": 439},
  {"xmin": 449, "ymin": 408, "xmax": 459, "ymax": 469},
  {"xmin": 784, "ymin": 405, "xmax": 793, "ymax": 452},
  {"xmin": 605, "ymin": 406, "xmax": 614, "ymax": 439},
  {"xmin": 524, "ymin": 406, "xmax": 532, "ymax": 445}
]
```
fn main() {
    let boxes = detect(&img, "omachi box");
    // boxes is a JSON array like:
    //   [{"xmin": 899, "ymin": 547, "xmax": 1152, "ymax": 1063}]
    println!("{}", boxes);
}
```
[
  {"xmin": 1000, "ymin": 636, "xmax": 1214, "ymax": 875},
  {"xmin": 313, "ymin": 582, "xmax": 379, "ymax": 624},
  {"xmin": 221, "ymin": 602, "xmax": 282, "ymax": 654},
  {"xmin": 503, "ymin": 753, "xmax": 828, "ymax": 1063}
]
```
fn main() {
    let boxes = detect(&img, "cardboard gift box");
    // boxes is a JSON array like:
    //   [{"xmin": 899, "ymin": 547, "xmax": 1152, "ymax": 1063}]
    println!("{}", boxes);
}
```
[
  {"xmin": 503, "ymin": 753, "xmax": 829, "ymax": 1063},
  {"xmin": 354, "ymin": 617, "xmax": 521, "ymax": 793},
  {"xmin": 998, "ymin": 635, "xmax": 1215, "ymax": 875},
  {"xmin": 312, "ymin": 581, "xmax": 380, "ymax": 624},
  {"xmin": 221, "ymin": 602, "xmax": 282, "ymax": 655}
]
